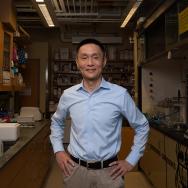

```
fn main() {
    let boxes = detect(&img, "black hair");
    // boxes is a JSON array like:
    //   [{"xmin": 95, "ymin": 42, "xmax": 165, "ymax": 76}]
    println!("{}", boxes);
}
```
[{"xmin": 76, "ymin": 38, "xmax": 106, "ymax": 57}]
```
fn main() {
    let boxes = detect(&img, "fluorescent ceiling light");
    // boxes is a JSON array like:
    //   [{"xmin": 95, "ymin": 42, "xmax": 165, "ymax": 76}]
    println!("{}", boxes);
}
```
[
  {"xmin": 36, "ymin": 0, "xmax": 44, "ymax": 2},
  {"xmin": 121, "ymin": 1, "xmax": 143, "ymax": 28},
  {"xmin": 38, "ymin": 4, "xmax": 55, "ymax": 27}
]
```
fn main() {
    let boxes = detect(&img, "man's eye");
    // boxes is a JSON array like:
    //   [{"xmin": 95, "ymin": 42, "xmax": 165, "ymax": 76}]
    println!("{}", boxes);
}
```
[
  {"xmin": 80, "ymin": 56, "xmax": 87, "ymax": 60},
  {"xmin": 93, "ymin": 56, "xmax": 99, "ymax": 60}
]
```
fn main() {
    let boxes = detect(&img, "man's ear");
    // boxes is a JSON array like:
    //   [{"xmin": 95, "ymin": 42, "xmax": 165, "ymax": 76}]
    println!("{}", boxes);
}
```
[{"xmin": 75, "ymin": 59, "xmax": 80, "ymax": 70}]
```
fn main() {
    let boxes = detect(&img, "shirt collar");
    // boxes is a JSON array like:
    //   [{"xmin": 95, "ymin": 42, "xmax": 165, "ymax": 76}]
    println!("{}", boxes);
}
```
[
  {"xmin": 76, "ymin": 77, "xmax": 110, "ymax": 91},
  {"xmin": 100, "ymin": 78, "xmax": 110, "ymax": 89}
]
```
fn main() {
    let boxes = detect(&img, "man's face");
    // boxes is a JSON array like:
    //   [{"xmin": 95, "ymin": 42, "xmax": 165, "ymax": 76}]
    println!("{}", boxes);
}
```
[{"xmin": 76, "ymin": 43, "xmax": 106, "ymax": 81}]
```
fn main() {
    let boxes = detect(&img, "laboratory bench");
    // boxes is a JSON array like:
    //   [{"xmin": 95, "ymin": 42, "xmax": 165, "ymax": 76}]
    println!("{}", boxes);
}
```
[
  {"xmin": 0, "ymin": 119, "xmax": 51, "ymax": 188},
  {"xmin": 150, "ymin": 122, "xmax": 188, "ymax": 146},
  {"xmin": 140, "ymin": 121, "xmax": 188, "ymax": 188}
]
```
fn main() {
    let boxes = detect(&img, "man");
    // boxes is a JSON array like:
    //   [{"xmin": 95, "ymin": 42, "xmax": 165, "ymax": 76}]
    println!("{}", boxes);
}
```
[{"xmin": 50, "ymin": 38, "xmax": 149, "ymax": 188}]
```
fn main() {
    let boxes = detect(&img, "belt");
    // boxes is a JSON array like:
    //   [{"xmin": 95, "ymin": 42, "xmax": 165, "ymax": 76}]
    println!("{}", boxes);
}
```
[{"xmin": 70, "ymin": 154, "xmax": 118, "ymax": 169}]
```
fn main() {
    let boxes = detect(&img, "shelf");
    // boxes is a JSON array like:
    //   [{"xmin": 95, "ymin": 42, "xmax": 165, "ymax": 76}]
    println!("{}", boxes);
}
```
[
  {"xmin": 0, "ymin": 83, "xmax": 25, "ymax": 91},
  {"xmin": 54, "ymin": 71, "xmax": 129, "ymax": 75},
  {"xmin": 141, "ymin": 51, "xmax": 167, "ymax": 65},
  {"xmin": 166, "ymin": 37, "xmax": 188, "ymax": 52},
  {"xmin": 54, "ymin": 59, "xmax": 133, "ymax": 64},
  {"xmin": 141, "ymin": 0, "xmax": 176, "ymax": 30},
  {"xmin": 140, "ymin": 1, "xmax": 188, "ymax": 66},
  {"xmin": 0, "ymin": 84, "xmax": 12, "ymax": 91},
  {"xmin": 103, "ymin": 72, "xmax": 126, "ymax": 74},
  {"xmin": 13, "ymin": 25, "xmax": 31, "ymax": 46},
  {"xmin": 54, "ymin": 71, "xmax": 80, "ymax": 74},
  {"xmin": 108, "ymin": 60, "xmax": 133, "ymax": 64},
  {"xmin": 54, "ymin": 59, "xmax": 75, "ymax": 62},
  {"xmin": 13, "ymin": 83, "xmax": 26, "ymax": 91},
  {"xmin": 13, "ymin": 36, "xmax": 31, "ymax": 46},
  {"xmin": 121, "ymin": 84, "xmax": 134, "ymax": 87},
  {"xmin": 142, "ymin": 37, "xmax": 188, "ymax": 66},
  {"xmin": 3, "ymin": 48, "xmax": 10, "ymax": 52},
  {"xmin": 53, "ymin": 84, "xmax": 75, "ymax": 87},
  {"xmin": 49, "ymin": 46, "xmax": 135, "ymax": 109}
]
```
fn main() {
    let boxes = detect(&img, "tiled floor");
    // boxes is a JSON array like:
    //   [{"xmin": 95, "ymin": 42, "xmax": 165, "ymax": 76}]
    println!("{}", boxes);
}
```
[{"xmin": 42, "ymin": 157, "xmax": 153, "ymax": 188}]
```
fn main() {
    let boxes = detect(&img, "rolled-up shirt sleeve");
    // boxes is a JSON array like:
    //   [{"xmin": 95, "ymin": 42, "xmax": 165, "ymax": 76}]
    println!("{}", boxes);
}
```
[
  {"xmin": 50, "ymin": 94, "xmax": 68, "ymax": 153},
  {"xmin": 121, "ymin": 91, "xmax": 150, "ymax": 166}
]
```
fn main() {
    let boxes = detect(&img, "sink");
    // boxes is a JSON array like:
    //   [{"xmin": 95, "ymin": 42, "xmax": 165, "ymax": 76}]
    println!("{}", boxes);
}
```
[{"xmin": 0, "ymin": 123, "xmax": 20, "ymax": 141}]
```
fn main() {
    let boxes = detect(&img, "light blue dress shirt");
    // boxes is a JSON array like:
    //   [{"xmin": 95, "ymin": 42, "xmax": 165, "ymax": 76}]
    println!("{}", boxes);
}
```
[{"xmin": 50, "ymin": 78, "xmax": 149, "ymax": 166}]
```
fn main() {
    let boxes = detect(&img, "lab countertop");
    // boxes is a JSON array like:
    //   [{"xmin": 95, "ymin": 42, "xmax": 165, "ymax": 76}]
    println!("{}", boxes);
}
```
[
  {"xmin": 0, "ymin": 119, "xmax": 50, "ymax": 169},
  {"xmin": 150, "ymin": 121, "xmax": 188, "ymax": 146}
]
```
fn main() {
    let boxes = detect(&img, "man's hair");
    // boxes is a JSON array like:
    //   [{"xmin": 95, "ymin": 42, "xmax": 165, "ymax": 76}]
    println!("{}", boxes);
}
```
[{"xmin": 76, "ymin": 38, "xmax": 106, "ymax": 56}]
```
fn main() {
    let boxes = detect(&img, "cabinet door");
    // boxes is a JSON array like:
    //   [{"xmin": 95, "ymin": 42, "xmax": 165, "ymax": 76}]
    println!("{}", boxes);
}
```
[
  {"xmin": 140, "ymin": 143, "xmax": 166, "ymax": 188},
  {"xmin": 140, "ymin": 128, "xmax": 166, "ymax": 188},
  {"xmin": 140, "ymin": 143, "xmax": 152, "ymax": 177},
  {"xmin": 150, "ymin": 128, "xmax": 166, "ymax": 188},
  {"xmin": 165, "ymin": 136, "xmax": 177, "ymax": 163},
  {"xmin": 150, "ymin": 128, "xmax": 165, "ymax": 153},
  {"xmin": 0, "ymin": 125, "xmax": 50, "ymax": 188},
  {"xmin": 0, "ymin": 140, "xmax": 31, "ymax": 188},
  {"xmin": 166, "ymin": 164, "xmax": 176, "ymax": 188},
  {"xmin": 165, "ymin": 136, "xmax": 177, "ymax": 188},
  {"xmin": 8, "ymin": 125, "xmax": 50, "ymax": 188},
  {"xmin": 149, "ymin": 149, "xmax": 166, "ymax": 188}
]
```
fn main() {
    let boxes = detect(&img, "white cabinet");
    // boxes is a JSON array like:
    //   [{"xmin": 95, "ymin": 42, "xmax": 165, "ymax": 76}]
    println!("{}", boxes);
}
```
[
  {"xmin": 149, "ymin": 149, "xmax": 166, "ymax": 188},
  {"xmin": 140, "ymin": 127, "xmax": 166, "ymax": 188},
  {"xmin": 141, "ymin": 128, "xmax": 188, "ymax": 188},
  {"xmin": 149, "ymin": 128, "xmax": 165, "ymax": 153},
  {"xmin": 139, "ymin": 143, "xmax": 151, "ymax": 177},
  {"xmin": 166, "ymin": 164, "xmax": 176, "ymax": 188},
  {"xmin": 149, "ymin": 129, "xmax": 166, "ymax": 188},
  {"xmin": 165, "ymin": 136, "xmax": 177, "ymax": 188},
  {"xmin": 165, "ymin": 136, "xmax": 188, "ymax": 188}
]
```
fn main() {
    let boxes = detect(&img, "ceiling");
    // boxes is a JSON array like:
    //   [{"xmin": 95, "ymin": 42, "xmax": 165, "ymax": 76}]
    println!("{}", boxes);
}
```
[
  {"xmin": 14, "ymin": 0, "xmax": 133, "ymax": 29},
  {"xmin": 15, "ymin": 0, "xmax": 44, "ymax": 28},
  {"xmin": 14, "ymin": 0, "xmax": 160, "ymax": 41},
  {"xmin": 53, "ymin": 0, "xmax": 129, "ymax": 23}
]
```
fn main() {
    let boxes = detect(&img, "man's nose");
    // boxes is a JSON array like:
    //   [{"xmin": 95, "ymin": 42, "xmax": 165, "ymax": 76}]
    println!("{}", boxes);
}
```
[{"xmin": 87, "ymin": 57, "xmax": 94, "ymax": 66}]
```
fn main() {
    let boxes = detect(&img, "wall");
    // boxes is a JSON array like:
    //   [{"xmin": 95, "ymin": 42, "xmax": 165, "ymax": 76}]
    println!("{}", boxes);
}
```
[
  {"xmin": 28, "ymin": 42, "xmax": 48, "ymax": 113},
  {"xmin": 27, "ymin": 28, "xmax": 63, "ymax": 114},
  {"xmin": 142, "ymin": 55, "xmax": 188, "ymax": 117}
]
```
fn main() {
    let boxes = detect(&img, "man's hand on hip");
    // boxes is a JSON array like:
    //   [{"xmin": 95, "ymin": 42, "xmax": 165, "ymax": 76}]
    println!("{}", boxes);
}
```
[
  {"xmin": 109, "ymin": 160, "xmax": 134, "ymax": 180},
  {"xmin": 55, "ymin": 151, "xmax": 75, "ymax": 177}
]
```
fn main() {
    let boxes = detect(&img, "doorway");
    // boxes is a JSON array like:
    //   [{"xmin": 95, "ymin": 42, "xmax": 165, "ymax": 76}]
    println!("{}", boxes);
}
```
[{"xmin": 19, "ymin": 58, "xmax": 40, "ymax": 107}]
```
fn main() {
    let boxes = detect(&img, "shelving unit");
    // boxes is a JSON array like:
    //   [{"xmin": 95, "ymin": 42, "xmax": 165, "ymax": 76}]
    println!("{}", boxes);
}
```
[
  {"xmin": 0, "ymin": 23, "xmax": 29, "ymax": 92},
  {"xmin": 139, "ymin": 1, "xmax": 188, "ymax": 65},
  {"xmin": 3, "ymin": 32, "xmax": 11, "ymax": 71},
  {"xmin": 103, "ymin": 60, "xmax": 134, "ymax": 91},
  {"xmin": 51, "ymin": 59, "xmax": 82, "ymax": 102},
  {"xmin": 48, "ymin": 46, "xmax": 134, "ymax": 115}
]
